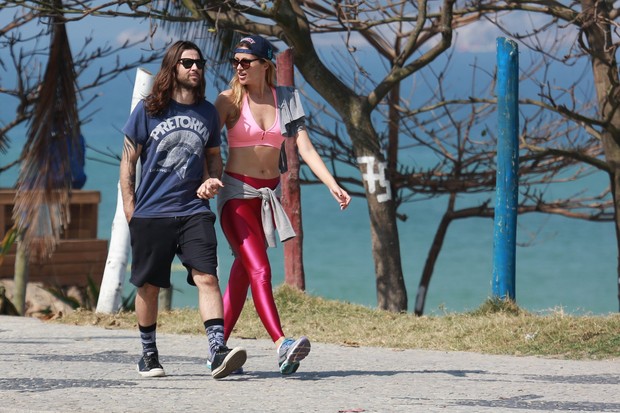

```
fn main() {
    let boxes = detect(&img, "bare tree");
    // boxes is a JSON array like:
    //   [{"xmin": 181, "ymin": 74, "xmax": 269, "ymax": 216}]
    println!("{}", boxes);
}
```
[
  {"xmin": 0, "ymin": 0, "xmax": 164, "ymax": 235},
  {"xmin": 457, "ymin": 0, "xmax": 620, "ymax": 308},
  {"xmin": 0, "ymin": 1, "xmax": 164, "ymax": 153},
  {"xmin": 305, "ymin": 49, "xmax": 611, "ymax": 314}
]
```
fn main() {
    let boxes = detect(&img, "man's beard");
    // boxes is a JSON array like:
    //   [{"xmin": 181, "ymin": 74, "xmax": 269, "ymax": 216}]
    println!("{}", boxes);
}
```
[{"xmin": 177, "ymin": 76, "xmax": 200, "ymax": 91}]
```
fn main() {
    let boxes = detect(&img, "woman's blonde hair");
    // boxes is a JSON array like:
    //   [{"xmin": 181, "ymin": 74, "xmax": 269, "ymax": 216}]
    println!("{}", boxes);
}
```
[{"xmin": 228, "ymin": 42, "xmax": 277, "ymax": 120}]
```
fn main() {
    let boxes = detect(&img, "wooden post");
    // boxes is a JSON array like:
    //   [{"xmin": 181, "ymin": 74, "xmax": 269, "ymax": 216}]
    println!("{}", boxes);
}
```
[
  {"xmin": 492, "ymin": 37, "xmax": 519, "ymax": 301},
  {"xmin": 277, "ymin": 49, "xmax": 305, "ymax": 290},
  {"xmin": 13, "ymin": 234, "xmax": 29, "ymax": 315},
  {"xmin": 158, "ymin": 287, "xmax": 172, "ymax": 311}
]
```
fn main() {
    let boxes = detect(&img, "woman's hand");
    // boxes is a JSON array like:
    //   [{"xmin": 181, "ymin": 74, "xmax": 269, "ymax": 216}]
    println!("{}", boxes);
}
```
[
  {"xmin": 330, "ymin": 186, "xmax": 351, "ymax": 210},
  {"xmin": 197, "ymin": 178, "xmax": 224, "ymax": 200}
]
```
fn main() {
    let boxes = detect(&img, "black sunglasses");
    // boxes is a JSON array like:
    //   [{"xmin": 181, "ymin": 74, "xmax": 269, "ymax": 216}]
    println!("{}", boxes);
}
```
[
  {"xmin": 178, "ymin": 58, "xmax": 206, "ymax": 70},
  {"xmin": 229, "ymin": 58, "xmax": 261, "ymax": 69}
]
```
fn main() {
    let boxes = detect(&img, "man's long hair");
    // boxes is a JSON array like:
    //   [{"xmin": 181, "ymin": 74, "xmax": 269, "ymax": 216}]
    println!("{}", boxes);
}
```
[
  {"xmin": 229, "ymin": 39, "xmax": 276, "ymax": 121},
  {"xmin": 145, "ymin": 41, "xmax": 206, "ymax": 116}
]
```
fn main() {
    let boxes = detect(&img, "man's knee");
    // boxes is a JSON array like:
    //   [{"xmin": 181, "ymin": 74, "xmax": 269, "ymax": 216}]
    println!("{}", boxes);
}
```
[
  {"xmin": 138, "ymin": 283, "xmax": 161, "ymax": 299},
  {"xmin": 192, "ymin": 272, "xmax": 219, "ymax": 290}
]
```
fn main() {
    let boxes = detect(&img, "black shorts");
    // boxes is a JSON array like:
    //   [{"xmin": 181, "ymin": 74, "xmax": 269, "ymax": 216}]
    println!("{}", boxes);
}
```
[{"xmin": 128, "ymin": 212, "xmax": 218, "ymax": 288}]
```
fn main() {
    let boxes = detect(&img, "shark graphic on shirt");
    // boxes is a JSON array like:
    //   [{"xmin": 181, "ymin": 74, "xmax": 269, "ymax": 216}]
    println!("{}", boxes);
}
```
[{"xmin": 154, "ymin": 130, "xmax": 204, "ymax": 179}]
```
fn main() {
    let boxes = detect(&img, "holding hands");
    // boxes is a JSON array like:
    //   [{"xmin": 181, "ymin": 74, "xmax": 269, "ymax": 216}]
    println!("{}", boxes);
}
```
[{"xmin": 197, "ymin": 177, "xmax": 224, "ymax": 200}]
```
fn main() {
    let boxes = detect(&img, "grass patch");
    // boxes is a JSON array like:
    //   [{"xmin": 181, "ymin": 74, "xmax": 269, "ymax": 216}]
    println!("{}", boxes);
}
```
[{"xmin": 55, "ymin": 285, "xmax": 620, "ymax": 360}]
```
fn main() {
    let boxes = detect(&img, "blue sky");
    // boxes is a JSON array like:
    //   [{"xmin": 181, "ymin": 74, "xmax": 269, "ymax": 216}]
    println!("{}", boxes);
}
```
[{"xmin": 0, "ymin": 5, "xmax": 589, "ymax": 134}]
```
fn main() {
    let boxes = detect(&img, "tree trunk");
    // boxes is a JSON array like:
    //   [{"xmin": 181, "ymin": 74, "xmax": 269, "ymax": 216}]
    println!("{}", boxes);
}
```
[
  {"xmin": 606, "ymin": 153, "xmax": 620, "ymax": 311},
  {"xmin": 580, "ymin": 0, "xmax": 620, "ymax": 310},
  {"xmin": 13, "ymin": 235, "xmax": 29, "ymax": 316},
  {"xmin": 277, "ymin": 49, "xmax": 305, "ymax": 290},
  {"xmin": 96, "ymin": 182, "xmax": 131, "ymax": 313},
  {"xmin": 354, "ymin": 121, "xmax": 407, "ymax": 311},
  {"xmin": 159, "ymin": 287, "xmax": 172, "ymax": 311},
  {"xmin": 414, "ymin": 193, "xmax": 456, "ymax": 316},
  {"xmin": 366, "ymin": 188, "xmax": 407, "ymax": 311}
]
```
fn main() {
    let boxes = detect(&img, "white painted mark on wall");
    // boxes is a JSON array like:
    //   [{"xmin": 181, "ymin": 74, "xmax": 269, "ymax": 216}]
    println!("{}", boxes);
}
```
[{"xmin": 357, "ymin": 156, "xmax": 392, "ymax": 203}]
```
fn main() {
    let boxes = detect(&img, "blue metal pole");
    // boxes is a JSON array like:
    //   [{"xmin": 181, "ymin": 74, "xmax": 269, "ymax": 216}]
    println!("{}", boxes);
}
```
[{"xmin": 492, "ymin": 37, "xmax": 519, "ymax": 300}]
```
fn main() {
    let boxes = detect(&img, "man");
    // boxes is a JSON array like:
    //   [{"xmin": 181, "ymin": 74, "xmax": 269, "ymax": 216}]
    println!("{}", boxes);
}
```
[{"xmin": 120, "ymin": 40, "xmax": 246, "ymax": 379}]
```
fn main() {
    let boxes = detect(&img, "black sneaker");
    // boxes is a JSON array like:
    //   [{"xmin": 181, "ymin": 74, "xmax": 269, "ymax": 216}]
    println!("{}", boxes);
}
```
[
  {"xmin": 210, "ymin": 346, "xmax": 247, "ymax": 379},
  {"xmin": 137, "ymin": 352, "xmax": 165, "ymax": 377}
]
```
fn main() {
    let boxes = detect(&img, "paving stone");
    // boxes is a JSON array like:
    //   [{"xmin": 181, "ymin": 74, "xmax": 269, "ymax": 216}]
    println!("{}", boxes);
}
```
[{"xmin": 1, "ymin": 315, "xmax": 618, "ymax": 413}]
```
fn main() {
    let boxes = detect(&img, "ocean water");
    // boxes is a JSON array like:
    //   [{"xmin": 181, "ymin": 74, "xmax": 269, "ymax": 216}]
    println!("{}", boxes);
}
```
[{"xmin": 2, "ymin": 74, "xmax": 618, "ymax": 316}]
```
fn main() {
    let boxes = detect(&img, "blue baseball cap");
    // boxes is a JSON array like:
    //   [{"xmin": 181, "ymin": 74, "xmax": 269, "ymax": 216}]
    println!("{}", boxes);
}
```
[{"xmin": 234, "ymin": 35, "xmax": 274, "ymax": 61}]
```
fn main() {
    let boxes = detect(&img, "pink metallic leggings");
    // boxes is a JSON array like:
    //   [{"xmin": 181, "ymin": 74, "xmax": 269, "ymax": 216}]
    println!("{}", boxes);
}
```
[{"xmin": 220, "ymin": 172, "xmax": 284, "ymax": 342}]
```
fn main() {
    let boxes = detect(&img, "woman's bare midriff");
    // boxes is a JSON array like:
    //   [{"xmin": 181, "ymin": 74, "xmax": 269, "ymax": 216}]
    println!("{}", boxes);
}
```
[{"xmin": 225, "ymin": 146, "xmax": 282, "ymax": 179}]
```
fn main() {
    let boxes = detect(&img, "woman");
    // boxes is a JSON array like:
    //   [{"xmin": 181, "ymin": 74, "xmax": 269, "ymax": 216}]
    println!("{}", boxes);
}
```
[{"xmin": 214, "ymin": 35, "xmax": 351, "ymax": 375}]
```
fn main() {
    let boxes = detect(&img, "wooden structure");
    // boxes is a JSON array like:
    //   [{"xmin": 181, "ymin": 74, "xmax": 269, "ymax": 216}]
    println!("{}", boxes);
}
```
[
  {"xmin": 277, "ymin": 49, "xmax": 306, "ymax": 290},
  {"xmin": 0, "ymin": 189, "xmax": 108, "ymax": 286}
]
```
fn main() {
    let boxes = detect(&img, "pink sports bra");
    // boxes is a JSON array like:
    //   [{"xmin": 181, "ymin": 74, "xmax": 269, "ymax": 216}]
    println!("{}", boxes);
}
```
[{"xmin": 227, "ymin": 88, "xmax": 286, "ymax": 149}]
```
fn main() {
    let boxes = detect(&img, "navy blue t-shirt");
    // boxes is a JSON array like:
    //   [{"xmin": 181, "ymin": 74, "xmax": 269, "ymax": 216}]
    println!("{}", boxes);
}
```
[{"xmin": 122, "ymin": 99, "xmax": 221, "ymax": 218}]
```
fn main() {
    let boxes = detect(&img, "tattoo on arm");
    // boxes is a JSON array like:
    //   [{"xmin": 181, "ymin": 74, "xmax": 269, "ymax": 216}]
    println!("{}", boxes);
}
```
[
  {"xmin": 122, "ymin": 138, "xmax": 136, "ymax": 166},
  {"xmin": 119, "ymin": 137, "xmax": 139, "ymax": 219}
]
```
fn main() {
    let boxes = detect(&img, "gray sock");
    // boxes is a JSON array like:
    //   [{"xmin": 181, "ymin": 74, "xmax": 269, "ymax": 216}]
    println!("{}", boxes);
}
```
[
  {"xmin": 204, "ymin": 319, "xmax": 225, "ymax": 358},
  {"xmin": 139, "ymin": 323, "xmax": 157, "ymax": 355}
]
